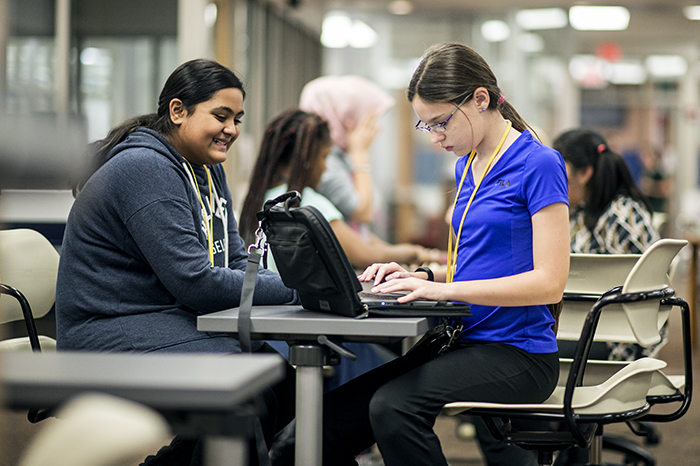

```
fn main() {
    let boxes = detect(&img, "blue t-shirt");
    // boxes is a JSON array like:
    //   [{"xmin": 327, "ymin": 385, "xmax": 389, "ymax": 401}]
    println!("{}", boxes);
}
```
[{"xmin": 452, "ymin": 130, "xmax": 568, "ymax": 353}]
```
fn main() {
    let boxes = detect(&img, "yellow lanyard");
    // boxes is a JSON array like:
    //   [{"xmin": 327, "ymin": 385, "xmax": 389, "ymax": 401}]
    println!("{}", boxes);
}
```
[
  {"xmin": 184, "ymin": 159, "xmax": 215, "ymax": 267},
  {"xmin": 447, "ymin": 120, "xmax": 512, "ymax": 283}
]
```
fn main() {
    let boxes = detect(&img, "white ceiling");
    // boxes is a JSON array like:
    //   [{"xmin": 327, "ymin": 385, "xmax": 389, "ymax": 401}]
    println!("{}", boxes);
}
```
[{"xmin": 295, "ymin": 0, "xmax": 700, "ymax": 57}]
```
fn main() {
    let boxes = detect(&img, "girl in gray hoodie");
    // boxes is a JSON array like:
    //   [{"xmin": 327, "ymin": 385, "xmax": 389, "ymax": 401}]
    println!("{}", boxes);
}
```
[{"xmin": 55, "ymin": 59, "xmax": 297, "ymax": 465}]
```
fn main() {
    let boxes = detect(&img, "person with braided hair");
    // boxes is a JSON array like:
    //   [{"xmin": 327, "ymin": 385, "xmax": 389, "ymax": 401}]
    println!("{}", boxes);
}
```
[{"xmin": 239, "ymin": 108, "xmax": 432, "ymax": 270}]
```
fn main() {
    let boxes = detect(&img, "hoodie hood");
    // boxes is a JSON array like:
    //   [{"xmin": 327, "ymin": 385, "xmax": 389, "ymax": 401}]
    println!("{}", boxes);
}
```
[{"xmin": 108, "ymin": 128, "xmax": 184, "ymax": 170}]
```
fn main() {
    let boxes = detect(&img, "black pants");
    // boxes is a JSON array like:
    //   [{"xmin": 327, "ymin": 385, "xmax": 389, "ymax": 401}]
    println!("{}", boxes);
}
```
[{"xmin": 320, "ymin": 343, "xmax": 559, "ymax": 466}]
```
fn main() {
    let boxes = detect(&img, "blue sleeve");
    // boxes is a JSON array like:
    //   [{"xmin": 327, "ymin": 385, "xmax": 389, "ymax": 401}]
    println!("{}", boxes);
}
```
[{"xmin": 522, "ymin": 147, "xmax": 569, "ymax": 215}]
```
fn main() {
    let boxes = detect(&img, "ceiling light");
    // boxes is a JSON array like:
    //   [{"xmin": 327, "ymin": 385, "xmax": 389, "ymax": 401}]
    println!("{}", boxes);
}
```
[
  {"xmin": 349, "ymin": 20, "xmax": 378, "ymax": 48},
  {"xmin": 388, "ymin": 1, "xmax": 413, "ymax": 15},
  {"xmin": 80, "ymin": 47, "xmax": 111, "ymax": 66},
  {"xmin": 321, "ymin": 14, "xmax": 352, "ymax": 48},
  {"xmin": 321, "ymin": 14, "xmax": 378, "ymax": 49},
  {"xmin": 645, "ymin": 55, "xmax": 688, "ymax": 78},
  {"xmin": 517, "ymin": 33, "xmax": 544, "ymax": 53},
  {"xmin": 481, "ymin": 20, "xmax": 510, "ymax": 42},
  {"xmin": 683, "ymin": 6, "xmax": 700, "ymax": 20},
  {"xmin": 569, "ymin": 6, "xmax": 630, "ymax": 31},
  {"xmin": 516, "ymin": 8, "xmax": 567, "ymax": 30},
  {"xmin": 204, "ymin": 3, "xmax": 218, "ymax": 28}
]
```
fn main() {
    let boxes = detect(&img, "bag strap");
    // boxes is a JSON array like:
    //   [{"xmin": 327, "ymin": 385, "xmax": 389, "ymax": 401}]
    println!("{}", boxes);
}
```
[
  {"xmin": 237, "ymin": 230, "xmax": 273, "ymax": 466},
  {"xmin": 239, "ymin": 245, "xmax": 262, "ymax": 353},
  {"xmin": 241, "ymin": 191, "xmax": 302, "ymax": 353},
  {"xmin": 242, "ymin": 192, "xmax": 301, "ymax": 352},
  {"xmin": 261, "ymin": 190, "xmax": 301, "ymax": 217}
]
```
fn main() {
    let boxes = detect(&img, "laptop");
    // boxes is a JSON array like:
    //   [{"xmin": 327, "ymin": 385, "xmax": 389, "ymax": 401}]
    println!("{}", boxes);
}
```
[{"xmin": 262, "ymin": 199, "xmax": 471, "ymax": 319}]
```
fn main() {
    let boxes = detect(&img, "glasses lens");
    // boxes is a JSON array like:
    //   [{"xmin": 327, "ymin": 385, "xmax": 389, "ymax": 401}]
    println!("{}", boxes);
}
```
[{"xmin": 432, "ymin": 124, "xmax": 446, "ymax": 133}]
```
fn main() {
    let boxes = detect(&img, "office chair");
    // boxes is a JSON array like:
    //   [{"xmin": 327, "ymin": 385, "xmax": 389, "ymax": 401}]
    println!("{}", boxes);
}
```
[
  {"xmin": 443, "ymin": 238, "xmax": 692, "ymax": 466},
  {"xmin": 18, "ymin": 393, "xmax": 171, "ymax": 466},
  {"xmin": 1, "ymin": 228, "xmax": 60, "ymax": 422}
]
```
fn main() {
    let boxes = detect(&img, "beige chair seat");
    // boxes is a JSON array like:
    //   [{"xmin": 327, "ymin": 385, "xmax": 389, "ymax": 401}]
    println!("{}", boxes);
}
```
[
  {"xmin": 0, "ymin": 335, "xmax": 57, "ymax": 352},
  {"xmin": 444, "ymin": 357, "xmax": 666, "ymax": 416}
]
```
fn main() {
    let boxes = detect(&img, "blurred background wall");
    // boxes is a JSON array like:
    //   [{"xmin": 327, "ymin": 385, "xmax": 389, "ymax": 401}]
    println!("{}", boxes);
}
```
[{"xmin": 1, "ymin": 0, "xmax": 699, "ymax": 249}]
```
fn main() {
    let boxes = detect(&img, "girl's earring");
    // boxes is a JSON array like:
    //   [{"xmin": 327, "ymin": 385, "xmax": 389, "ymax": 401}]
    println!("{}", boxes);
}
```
[{"xmin": 481, "ymin": 108, "xmax": 487, "ymax": 112}]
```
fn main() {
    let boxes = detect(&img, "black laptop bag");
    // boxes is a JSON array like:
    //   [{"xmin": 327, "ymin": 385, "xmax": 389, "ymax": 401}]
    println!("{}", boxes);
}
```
[{"xmin": 256, "ymin": 190, "xmax": 367, "ymax": 317}]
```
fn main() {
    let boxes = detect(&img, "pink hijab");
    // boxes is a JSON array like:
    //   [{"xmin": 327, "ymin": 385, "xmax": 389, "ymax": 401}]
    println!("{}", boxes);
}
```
[{"xmin": 299, "ymin": 75, "xmax": 395, "ymax": 152}]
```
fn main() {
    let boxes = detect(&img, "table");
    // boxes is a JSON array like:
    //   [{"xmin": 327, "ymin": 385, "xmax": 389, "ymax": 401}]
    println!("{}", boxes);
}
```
[
  {"xmin": 1, "ymin": 351, "xmax": 286, "ymax": 466},
  {"xmin": 197, "ymin": 305, "xmax": 431, "ymax": 466}
]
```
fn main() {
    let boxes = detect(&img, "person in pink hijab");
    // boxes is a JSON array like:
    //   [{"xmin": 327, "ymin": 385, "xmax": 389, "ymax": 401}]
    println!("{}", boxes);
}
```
[{"xmin": 299, "ymin": 75, "xmax": 395, "ymax": 225}]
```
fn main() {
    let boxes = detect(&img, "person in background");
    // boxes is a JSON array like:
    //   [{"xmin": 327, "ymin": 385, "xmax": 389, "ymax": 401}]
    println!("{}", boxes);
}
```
[
  {"xmin": 299, "ymin": 75, "xmax": 446, "ymax": 266},
  {"xmin": 272, "ymin": 41, "xmax": 569, "ymax": 466},
  {"xmin": 559, "ymin": 127, "xmax": 659, "ymax": 257},
  {"xmin": 298, "ymin": 75, "xmax": 393, "ymax": 226},
  {"xmin": 239, "ymin": 108, "xmax": 433, "ymax": 270},
  {"xmin": 55, "ymin": 59, "xmax": 297, "ymax": 466}
]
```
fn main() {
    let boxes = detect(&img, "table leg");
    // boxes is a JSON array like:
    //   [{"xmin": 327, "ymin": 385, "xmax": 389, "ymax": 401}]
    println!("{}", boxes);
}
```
[
  {"xmin": 290, "ymin": 343, "xmax": 328, "ymax": 466},
  {"xmin": 296, "ymin": 365, "xmax": 324, "ymax": 466}
]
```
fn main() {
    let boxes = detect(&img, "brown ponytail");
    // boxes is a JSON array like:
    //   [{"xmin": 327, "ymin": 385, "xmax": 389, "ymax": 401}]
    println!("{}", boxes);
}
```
[{"xmin": 407, "ymin": 42, "xmax": 535, "ymax": 134}]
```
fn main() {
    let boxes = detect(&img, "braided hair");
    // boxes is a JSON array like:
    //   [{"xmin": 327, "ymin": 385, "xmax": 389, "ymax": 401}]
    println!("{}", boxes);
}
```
[{"xmin": 239, "ymin": 109, "xmax": 331, "ymax": 244}]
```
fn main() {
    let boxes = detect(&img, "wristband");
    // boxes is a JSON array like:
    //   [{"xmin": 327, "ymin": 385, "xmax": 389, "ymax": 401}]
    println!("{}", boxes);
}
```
[{"xmin": 414, "ymin": 266, "xmax": 434, "ymax": 281}]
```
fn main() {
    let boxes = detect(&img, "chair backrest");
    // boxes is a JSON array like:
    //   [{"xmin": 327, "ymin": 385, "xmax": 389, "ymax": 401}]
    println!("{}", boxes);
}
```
[
  {"xmin": 566, "ymin": 253, "xmax": 641, "ymax": 295},
  {"xmin": 621, "ymin": 238, "xmax": 688, "ymax": 346},
  {"xmin": 559, "ymin": 239, "xmax": 684, "ymax": 345},
  {"xmin": 558, "ymin": 253, "xmax": 642, "ymax": 342},
  {"xmin": 0, "ymin": 228, "xmax": 60, "ymax": 325}
]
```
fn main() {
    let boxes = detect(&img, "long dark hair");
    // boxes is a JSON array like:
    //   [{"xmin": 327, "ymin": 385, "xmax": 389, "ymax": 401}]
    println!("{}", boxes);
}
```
[
  {"xmin": 74, "ymin": 59, "xmax": 245, "ymax": 193},
  {"xmin": 407, "ymin": 42, "xmax": 532, "ymax": 134},
  {"xmin": 553, "ymin": 127, "xmax": 652, "ymax": 231},
  {"xmin": 239, "ymin": 109, "xmax": 331, "ymax": 245}
]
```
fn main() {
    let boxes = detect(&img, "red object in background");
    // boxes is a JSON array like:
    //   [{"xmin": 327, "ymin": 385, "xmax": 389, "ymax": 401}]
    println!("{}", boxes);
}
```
[{"xmin": 596, "ymin": 42, "xmax": 622, "ymax": 62}]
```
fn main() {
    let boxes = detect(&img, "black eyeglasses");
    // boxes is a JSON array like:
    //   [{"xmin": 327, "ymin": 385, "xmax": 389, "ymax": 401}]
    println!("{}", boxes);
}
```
[{"xmin": 414, "ymin": 93, "xmax": 473, "ymax": 133}]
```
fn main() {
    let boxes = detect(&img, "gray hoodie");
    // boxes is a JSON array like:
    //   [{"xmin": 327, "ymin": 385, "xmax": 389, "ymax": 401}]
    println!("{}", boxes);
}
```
[{"xmin": 56, "ymin": 128, "xmax": 296, "ymax": 353}]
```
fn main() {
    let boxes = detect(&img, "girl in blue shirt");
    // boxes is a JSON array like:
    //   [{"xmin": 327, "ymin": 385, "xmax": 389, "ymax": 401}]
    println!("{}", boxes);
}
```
[{"xmin": 316, "ymin": 42, "xmax": 570, "ymax": 466}]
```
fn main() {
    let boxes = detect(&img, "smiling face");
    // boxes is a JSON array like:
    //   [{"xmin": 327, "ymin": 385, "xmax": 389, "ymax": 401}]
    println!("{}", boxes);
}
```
[
  {"xmin": 411, "ymin": 94, "xmax": 482, "ymax": 157},
  {"xmin": 167, "ymin": 87, "xmax": 244, "ymax": 166}
]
